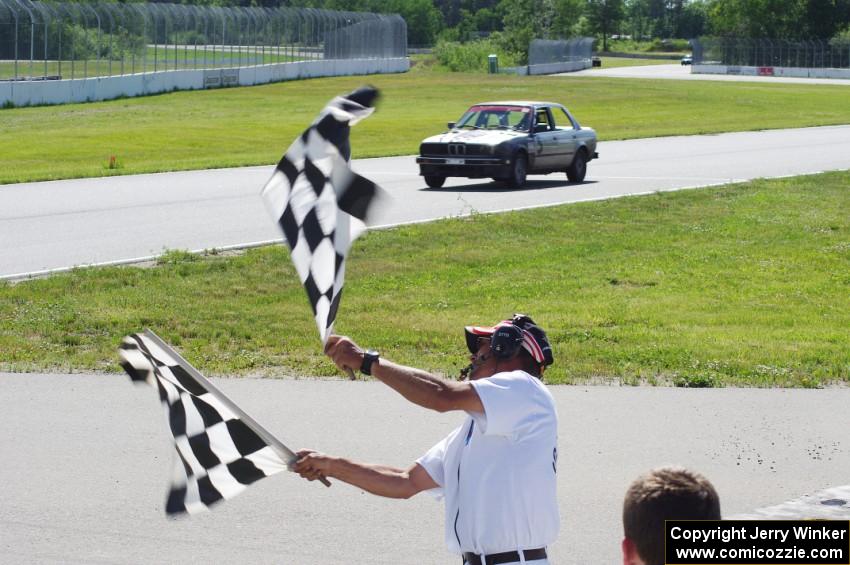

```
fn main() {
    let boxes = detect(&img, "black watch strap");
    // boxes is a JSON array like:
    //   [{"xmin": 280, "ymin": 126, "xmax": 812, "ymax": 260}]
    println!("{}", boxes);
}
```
[{"xmin": 360, "ymin": 349, "xmax": 380, "ymax": 376}]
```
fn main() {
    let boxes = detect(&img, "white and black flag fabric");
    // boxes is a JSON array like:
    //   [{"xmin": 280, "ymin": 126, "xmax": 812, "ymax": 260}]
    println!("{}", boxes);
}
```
[
  {"xmin": 261, "ymin": 86, "xmax": 383, "ymax": 343},
  {"xmin": 119, "ymin": 330, "xmax": 296, "ymax": 515}
]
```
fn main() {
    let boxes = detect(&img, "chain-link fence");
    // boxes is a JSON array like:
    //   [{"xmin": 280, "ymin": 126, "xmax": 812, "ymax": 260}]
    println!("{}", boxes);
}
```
[
  {"xmin": 528, "ymin": 38, "xmax": 594, "ymax": 66},
  {"xmin": 0, "ymin": 0, "xmax": 407, "ymax": 81},
  {"xmin": 693, "ymin": 37, "xmax": 850, "ymax": 69}
]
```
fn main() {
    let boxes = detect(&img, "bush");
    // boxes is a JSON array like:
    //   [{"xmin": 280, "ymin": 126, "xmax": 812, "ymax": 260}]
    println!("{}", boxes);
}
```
[
  {"xmin": 831, "ymin": 25, "xmax": 850, "ymax": 43},
  {"xmin": 648, "ymin": 38, "xmax": 690, "ymax": 52},
  {"xmin": 170, "ymin": 30, "xmax": 209, "ymax": 46},
  {"xmin": 433, "ymin": 38, "xmax": 521, "ymax": 72},
  {"xmin": 606, "ymin": 38, "xmax": 690, "ymax": 54},
  {"xmin": 58, "ymin": 23, "xmax": 145, "ymax": 61}
]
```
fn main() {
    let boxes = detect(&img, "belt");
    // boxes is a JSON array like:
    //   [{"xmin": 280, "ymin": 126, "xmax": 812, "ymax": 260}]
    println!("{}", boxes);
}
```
[{"xmin": 462, "ymin": 547, "xmax": 547, "ymax": 565}]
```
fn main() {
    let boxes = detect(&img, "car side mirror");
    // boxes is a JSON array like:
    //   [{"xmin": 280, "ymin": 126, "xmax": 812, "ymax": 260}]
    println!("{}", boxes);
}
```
[
  {"xmin": 447, "ymin": 121, "xmax": 456, "ymax": 130},
  {"xmin": 534, "ymin": 124, "xmax": 548, "ymax": 133}
]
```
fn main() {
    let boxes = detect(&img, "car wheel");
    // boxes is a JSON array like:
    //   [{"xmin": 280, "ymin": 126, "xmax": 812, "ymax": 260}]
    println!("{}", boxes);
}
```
[
  {"xmin": 507, "ymin": 152, "xmax": 527, "ymax": 188},
  {"xmin": 424, "ymin": 175, "xmax": 446, "ymax": 189},
  {"xmin": 566, "ymin": 150, "xmax": 587, "ymax": 183}
]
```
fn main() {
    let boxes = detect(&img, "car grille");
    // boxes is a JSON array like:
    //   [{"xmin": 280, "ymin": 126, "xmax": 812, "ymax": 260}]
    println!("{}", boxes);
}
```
[
  {"xmin": 464, "ymin": 144, "xmax": 491, "ymax": 156},
  {"xmin": 419, "ymin": 143, "xmax": 491, "ymax": 156},
  {"xmin": 420, "ymin": 143, "xmax": 447, "ymax": 155}
]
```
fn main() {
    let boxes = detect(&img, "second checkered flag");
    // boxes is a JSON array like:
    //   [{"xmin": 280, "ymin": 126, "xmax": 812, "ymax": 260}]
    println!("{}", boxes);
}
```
[
  {"xmin": 119, "ymin": 330, "xmax": 325, "ymax": 515},
  {"xmin": 261, "ymin": 86, "xmax": 383, "ymax": 344}
]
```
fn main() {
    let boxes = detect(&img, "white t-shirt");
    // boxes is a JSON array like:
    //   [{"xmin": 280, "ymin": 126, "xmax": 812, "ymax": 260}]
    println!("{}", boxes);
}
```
[{"xmin": 416, "ymin": 370, "xmax": 560, "ymax": 556}]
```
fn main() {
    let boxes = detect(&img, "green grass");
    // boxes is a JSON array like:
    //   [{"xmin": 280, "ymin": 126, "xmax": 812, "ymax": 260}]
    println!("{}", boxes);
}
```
[
  {"xmin": 593, "ymin": 56, "xmax": 678, "ymax": 68},
  {"xmin": 3, "ymin": 171, "xmax": 849, "ymax": 387},
  {"xmin": 605, "ymin": 38, "xmax": 690, "ymax": 57},
  {"xmin": 0, "ymin": 50, "xmax": 299, "ymax": 80},
  {"xmin": 3, "ymin": 69, "xmax": 850, "ymax": 184}
]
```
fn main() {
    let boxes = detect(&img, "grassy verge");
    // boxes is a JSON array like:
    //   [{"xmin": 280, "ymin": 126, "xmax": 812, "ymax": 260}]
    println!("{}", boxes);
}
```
[
  {"xmin": 593, "ymin": 57, "xmax": 679, "ymax": 68},
  {"xmin": 0, "ymin": 52, "xmax": 298, "ymax": 80},
  {"xmin": 3, "ymin": 69, "xmax": 850, "ymax": 184},
  {"xmin": 2, "ymin": 171, "xmax": 849, "ymax": 387},
  {"xmin": 605, "ymin": 38, "xmax": 690, "ymax": 56}
]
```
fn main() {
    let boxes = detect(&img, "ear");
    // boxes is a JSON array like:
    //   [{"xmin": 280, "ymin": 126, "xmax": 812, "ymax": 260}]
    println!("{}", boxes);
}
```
[{"xmin": 622, "ymin": 537, "xmax": 641, "ymax": 565}]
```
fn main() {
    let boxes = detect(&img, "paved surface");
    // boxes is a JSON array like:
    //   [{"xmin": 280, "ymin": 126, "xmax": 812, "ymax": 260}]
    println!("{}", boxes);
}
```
[
  {"xmin": 3, "ymin": 125, "xmax": 850, "ymax": 280},
  {"xmin": 1, "ymin": 372, "xmax": 849, "ymax": 564},
  {"xmin": 570, "ymin": 63, "xmax": 850, "ymax": 85},
  {"xmin": 732, "ymin": 485, "xmax": 850, "ymax": 520}
]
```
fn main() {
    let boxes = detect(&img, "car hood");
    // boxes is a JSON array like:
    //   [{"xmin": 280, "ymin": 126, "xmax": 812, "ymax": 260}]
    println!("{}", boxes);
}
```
[{"xmin": 421, "ymin": 129, "xmax": 527, "ymax": 145}]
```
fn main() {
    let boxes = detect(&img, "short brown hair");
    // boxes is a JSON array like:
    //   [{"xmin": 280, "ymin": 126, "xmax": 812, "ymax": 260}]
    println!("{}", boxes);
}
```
[{"xmin": 623, "ymin": 467, "xmax": 721, "ymax": 565}]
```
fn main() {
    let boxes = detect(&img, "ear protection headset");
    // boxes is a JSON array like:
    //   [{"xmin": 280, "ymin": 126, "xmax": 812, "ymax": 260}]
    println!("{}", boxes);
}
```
[{"xmin": 490, "ymin": 323, "xmax": 525, "ymax": 360}]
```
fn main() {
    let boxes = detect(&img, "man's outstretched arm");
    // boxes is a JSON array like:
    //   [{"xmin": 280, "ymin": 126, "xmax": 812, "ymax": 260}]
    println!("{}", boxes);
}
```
[
  {"xmin": 293, "ymin": 450, "xmax": 438, "ymax": 499},
  {"xmin": 324, "ymin": 335, "xmax": 484, "ymax": 414}
]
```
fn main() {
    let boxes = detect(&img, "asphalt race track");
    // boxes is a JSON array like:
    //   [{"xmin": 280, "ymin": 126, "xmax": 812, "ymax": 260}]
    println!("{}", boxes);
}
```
[
  {"xmin": 2, "ymin": 125, "xmax": 850, "ymax": 280},
  {"xmin": 567, "ymin": 63, "xmax": 850, "ymax": 85},
  {"xmin": 1, "ymin": 373, "xmax": 849, "ymax": 564}
]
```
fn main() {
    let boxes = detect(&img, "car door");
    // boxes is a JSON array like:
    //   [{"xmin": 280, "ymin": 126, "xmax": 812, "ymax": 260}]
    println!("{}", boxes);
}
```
[
  {"xmin": 531, "ymin": 107, "xmax": 559, "ymax": 171},
  {"xmin": 552, "ymin": 106, "xmax": 578, "ymax": 168}
]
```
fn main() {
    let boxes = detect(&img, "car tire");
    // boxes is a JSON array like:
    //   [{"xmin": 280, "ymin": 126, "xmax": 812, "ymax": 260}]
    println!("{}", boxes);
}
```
[
  {"xmin": 507, "ymin": 152, "xmax": 527, "ymax": 188},
  {"xmin": 424, "ymin": 175, "xmax": 446, "ymax": 189},
  {"xmin": 566, "ymin": 150, "xmax": 587, "ymax": 183}
]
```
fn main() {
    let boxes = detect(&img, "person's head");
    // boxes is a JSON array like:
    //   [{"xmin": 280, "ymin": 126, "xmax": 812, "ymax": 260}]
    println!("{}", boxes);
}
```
[
  {"xmin": 622, "ymin": 467, "xmax": 721, "ymax": 565},
  {"xmin": 463, "ymin": 314, "xmax": 554, "ymax": 380}
]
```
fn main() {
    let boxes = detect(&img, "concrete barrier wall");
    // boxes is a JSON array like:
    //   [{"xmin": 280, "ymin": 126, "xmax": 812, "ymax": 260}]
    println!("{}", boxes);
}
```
[
  {"xmin": 0, "ymin": 58, "xmax": 409, "ymax": 108},
  {"xmin": 528, "ymin": 59, "xmax": 592, "ymax": 75},
  {"xmin": 502, "ymin": 59, "xmax": 592, "ymax": 76},
  {"xmin": 693, "ymin": 64, "xmax": 850, "ymax": 80}
]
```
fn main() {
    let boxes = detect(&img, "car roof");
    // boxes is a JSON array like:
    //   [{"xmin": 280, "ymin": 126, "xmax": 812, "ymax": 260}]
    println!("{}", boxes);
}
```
[{"xmin": 475, "ymin": 101, "xmax": 564, "ymax": 108}]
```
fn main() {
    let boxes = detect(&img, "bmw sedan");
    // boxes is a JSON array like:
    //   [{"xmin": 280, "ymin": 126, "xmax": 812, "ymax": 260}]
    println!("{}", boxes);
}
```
[{"xmin": 416, "ymin": 101, "xmax": 598, "ymax": 189}]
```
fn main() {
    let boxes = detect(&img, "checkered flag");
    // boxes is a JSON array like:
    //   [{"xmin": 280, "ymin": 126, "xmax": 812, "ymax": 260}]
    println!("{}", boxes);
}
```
[
  {"xmin": 119, "ymin": 330, "xmax": 322, "ymax": 516},
  {"xmin": 261, "ymin": 86, "xmax": 383, "ymax": 343}
]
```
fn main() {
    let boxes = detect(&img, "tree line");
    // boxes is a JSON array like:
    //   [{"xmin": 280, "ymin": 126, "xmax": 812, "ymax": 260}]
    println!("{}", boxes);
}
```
[
  {"xmin": 434, "ymin": 0, "xmax": 850, "ymax": 47},
  {"xmin": 81, "ymin": 0, "xmax": 850, "ymax": 48}
]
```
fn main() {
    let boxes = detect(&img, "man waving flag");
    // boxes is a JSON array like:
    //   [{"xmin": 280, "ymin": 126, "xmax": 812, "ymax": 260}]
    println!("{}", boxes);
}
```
[{"xmin": 261, "ymin": 86, "xmax": 383, "ymax": 344}]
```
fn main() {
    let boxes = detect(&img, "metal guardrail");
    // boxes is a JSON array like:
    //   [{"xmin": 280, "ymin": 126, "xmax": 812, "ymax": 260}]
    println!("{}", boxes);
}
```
[
  {"xmin": 0, "ymin": 0, "xmax": 407, "ymax": 81},
  {"xmin": 693, "ymin": 37, "xmax": 850, "ymax": 69}
]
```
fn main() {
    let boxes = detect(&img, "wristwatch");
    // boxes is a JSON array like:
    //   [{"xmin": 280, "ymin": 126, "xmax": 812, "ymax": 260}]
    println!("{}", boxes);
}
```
[{"xmin": 360, "ymin": 349, "xmax": 380, "ymax": 376}]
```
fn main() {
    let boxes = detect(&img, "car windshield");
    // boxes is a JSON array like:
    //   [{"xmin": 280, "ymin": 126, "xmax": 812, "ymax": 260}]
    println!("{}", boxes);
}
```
[{"xmin": 455, "ymin": 105, "xmax": 532, "ymax": 131}]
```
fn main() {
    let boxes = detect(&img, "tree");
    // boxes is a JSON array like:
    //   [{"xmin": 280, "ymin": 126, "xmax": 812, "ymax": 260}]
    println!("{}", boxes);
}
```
[
  {"xmin": 677, "ymin": 0, "xmax": 707, "ymax": 38},
  {"xmin": 706, "ymin": 0, "xmax": 805, "ymax": 39},
  {"xmin": 473, "ymin": 7, "xmax": 502, "ymax": 32},
  {"xmin": 552, "ymin": 0, "xmax": 586, "ymax": 38},
  {"xmin": 386, "ymin": 0, "xmax": 443, "ymax": 46},
  {"xmin": 498, "ymin": 0, "xmax": 536, "ymax": 59},
  {"xmin": 624, "ymin": 0, "xmax": 652, "ymax": 40},
  {"xmin": 586, "ymin": 0, "xmax": 625, "ymax": 50},
  {"xmin": 434, "ymin": 0, "xmax": 463, "ymax": 27},
  {"xmin": 802, "ymin": 0, "xmax": 850, "ymax": 39},
  {"xmin": 497, "ymin": 0, "xmax": 563, "ymax": 61},
  {"xmin": 297, "ymin": 0, "xmax": 444, "ymax": 46}
]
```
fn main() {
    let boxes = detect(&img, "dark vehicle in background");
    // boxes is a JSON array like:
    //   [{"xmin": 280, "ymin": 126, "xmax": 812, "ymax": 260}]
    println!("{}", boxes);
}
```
[
  {"xmin": 416, "ymin": 101, "xmax": 598, "ymax": 189},
  {"xmin": 681, "ymin": 55, "xmax": 693, "ymax": 65}
]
